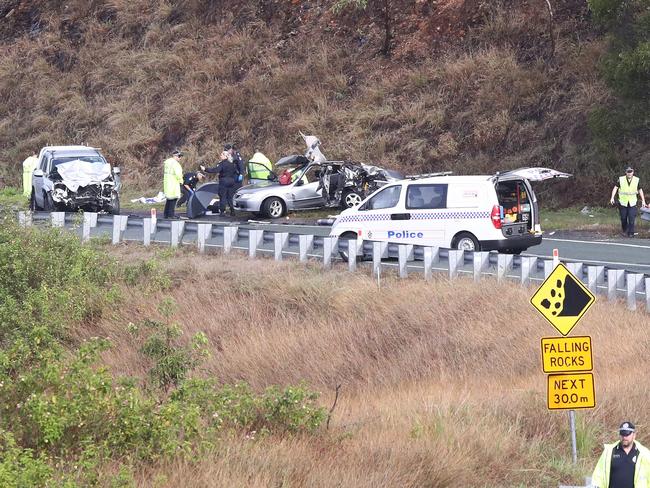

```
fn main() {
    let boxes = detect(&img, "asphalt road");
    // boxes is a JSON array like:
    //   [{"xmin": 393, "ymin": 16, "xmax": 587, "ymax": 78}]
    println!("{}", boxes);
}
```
[{"xmin": 125, "ymin": 209, "xmax": 650, "ymax": 274}]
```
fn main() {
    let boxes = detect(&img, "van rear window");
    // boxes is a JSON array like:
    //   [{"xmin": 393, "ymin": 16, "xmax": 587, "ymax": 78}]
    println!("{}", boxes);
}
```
[{"xmin": 406, "ymin": 184, "xmax": 447, "ymax": 209}]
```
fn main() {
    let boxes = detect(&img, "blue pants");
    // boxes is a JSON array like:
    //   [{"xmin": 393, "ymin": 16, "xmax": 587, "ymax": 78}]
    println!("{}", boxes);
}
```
[{"xmin": 619, "ymin": 204, "xmax": 637, "ymax": 235}]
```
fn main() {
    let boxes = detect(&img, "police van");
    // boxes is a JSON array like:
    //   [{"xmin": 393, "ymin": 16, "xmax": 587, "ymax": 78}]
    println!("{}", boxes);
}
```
[{"xmin": 329, "ymin": 168, "xmax": 571, "ymax": 253}]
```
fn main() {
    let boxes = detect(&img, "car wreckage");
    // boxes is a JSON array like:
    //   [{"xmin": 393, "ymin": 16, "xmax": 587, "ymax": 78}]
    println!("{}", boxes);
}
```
[
  {"xmin": 230, "ymin": 134, "xmax": 403, "ymax": 218},
  {"xmin": 30, "ymin": 146, "xmax": 121, "ymax": 214}
]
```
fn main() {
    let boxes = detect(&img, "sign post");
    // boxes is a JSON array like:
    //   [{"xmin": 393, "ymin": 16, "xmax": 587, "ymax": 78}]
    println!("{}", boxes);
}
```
[{"xmin": 531, "ymin": 259, "xmax": 596, "ymax": 465}]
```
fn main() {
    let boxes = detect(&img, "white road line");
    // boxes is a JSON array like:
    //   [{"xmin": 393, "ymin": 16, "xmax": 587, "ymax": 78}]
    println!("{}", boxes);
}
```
[
  {"xmin": 525, "ymin": 253, "xmax": 650, "ymax": 268},
  {"xmin": 544, "ymin": 238, "xmax": 650, "ymax": 249}
]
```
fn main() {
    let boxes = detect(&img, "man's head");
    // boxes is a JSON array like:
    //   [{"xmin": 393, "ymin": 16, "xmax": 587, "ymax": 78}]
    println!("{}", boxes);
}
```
[
  {"xmin": 224, "ymin": 143, "xmax": 235, "ymax": 154},
  {"xmin": 173, "ymin": 150, "xmax": 184, "ymax": 159},
  {"xmin": 619, "ymin": 421, "xmax": 636, "ymax": 447},
  {"xmin": 197, "ymin": 172, "xmax": 205, "ymax": 181},
  {"xmin": 626, "ymin": 166, "xmax": 634, "ymax": 176}
]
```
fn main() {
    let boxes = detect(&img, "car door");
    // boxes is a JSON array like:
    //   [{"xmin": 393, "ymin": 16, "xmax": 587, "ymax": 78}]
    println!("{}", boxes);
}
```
[
  {"xmin": 397, "ymin": 183, "xmax": 448, "ymax": 245},
  {"xmin": 32, "ymin": 154, "xmax": 48, "ymax": 207},
  {"xmin": 291, "ymin": 164, "xmax": 326, "ymax": 209},
  {"xmin": 353, "ymin": 184, "xmax": 403, "ymax": 242}
]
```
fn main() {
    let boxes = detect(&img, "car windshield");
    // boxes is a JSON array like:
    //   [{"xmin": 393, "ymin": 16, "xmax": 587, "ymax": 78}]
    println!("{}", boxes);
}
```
[{"xmin": 53, "ymin": 156, "xmax": 106, "ymax": 166}]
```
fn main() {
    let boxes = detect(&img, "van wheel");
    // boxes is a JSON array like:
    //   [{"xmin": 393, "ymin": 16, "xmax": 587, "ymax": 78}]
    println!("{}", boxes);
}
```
[
  {"xmin": 453, "ymin": 232, "xmax": 480, "ymax": 252},
  {"xmin": 261, "ymin": 197, "xmax": 285, "ymax": 218},
  {"xmin": 338, "ymin": 231, "xmax": 359, "ymax": 261}
]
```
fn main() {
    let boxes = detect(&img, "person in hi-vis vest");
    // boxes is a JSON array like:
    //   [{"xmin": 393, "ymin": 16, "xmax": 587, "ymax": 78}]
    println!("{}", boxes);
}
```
[
  {"xmin": 163, "ymin": 150, "xmax": 184, "ymax": 219},
  {"xmin": 22, "ymin": 153, "xmax": 38, "ymax": 197},
  {"xmin": 247, "ymin": 152, "xmax": 273, "ymax": 182},
  {"xmin": 610, "ymin": 166, "xmax": 647, "ymax": 237}
]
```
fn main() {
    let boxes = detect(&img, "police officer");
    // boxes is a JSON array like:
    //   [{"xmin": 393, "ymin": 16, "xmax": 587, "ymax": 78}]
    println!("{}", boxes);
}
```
[
  {"xmin": 177, "ymin": 171, "xmax": 205, "ymax": 207},
  {"xmin": 224, "ymin": 143, "xmax": 245, "ymax": 188},
  {"xmin": 247, "ymin": 152, "xmax": 273, "ymax": 181},
  {"xmin": 610, "ymin": 166, "xmax": 647, "ymax": 237},
  {"xmin": 205, "ymin": 150, "xmax": 238, "ymax": 216},
  {"xmin": 22, "ymin": 152, "xmax": 38, "ymax": 197},
  {"xmin": 163, "ymin": 150, "xmax": 184, "ymax": 219},
  {"xmin": 592, "ymin": 421, "xmax": 650, "ymax": 488}
]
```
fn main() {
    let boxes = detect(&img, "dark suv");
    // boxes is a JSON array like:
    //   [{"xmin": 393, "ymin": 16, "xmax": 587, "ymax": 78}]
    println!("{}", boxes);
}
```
[{"xmin": 30, "ymin": 146, "xmax": 121, "ymax": 213}]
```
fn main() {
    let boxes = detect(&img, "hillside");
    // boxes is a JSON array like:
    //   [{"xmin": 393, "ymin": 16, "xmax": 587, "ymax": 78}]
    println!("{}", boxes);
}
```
[
  {"xmin": 0, "ymin": 0, "xmax": 648, "ymax": 205},
  {"xmin": 3, "ymin": 221, "xmax": 650, "ymax": 486}
]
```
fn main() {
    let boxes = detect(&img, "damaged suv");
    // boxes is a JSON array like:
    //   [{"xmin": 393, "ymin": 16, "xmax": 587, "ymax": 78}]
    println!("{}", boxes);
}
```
[{"xmin": 30, "ymin": 146, "xmax": 121, "ymax": 214}]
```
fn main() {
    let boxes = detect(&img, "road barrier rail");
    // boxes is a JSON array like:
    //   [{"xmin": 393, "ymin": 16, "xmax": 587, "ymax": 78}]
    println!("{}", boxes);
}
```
[{"xmin": 19, "ymin": 211, "xmax": 650, "ymax": 313}]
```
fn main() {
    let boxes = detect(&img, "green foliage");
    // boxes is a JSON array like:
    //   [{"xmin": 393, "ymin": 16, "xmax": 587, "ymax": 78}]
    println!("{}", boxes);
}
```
[
  {"xmin": 0, "ymin": 430, "xmax": 53, "ymax": 487},
  {"xmin": 588, "ymin": 0, "xmax": 628, "ymax": 26},
  {"xmin": 332, "ymin": 0, "xmax": 368, "ymax": 13}
]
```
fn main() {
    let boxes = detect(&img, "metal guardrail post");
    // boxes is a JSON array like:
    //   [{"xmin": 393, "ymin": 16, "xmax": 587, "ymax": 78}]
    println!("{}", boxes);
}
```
[
  {"xmin": 608, "ymin": 269, "xmax": 625, "ymax": 301},
  {"xmin": 274, "ymin": 232, "xmax": 288, "ymax": 261},
  {"xmin": 18, "ymin": 211, "xmax": 32, "ymax": 227},
  {"xmin": 473, "ymin": 251, "xmax": 490, "ymax": 282},
  {"xmin": 422, "ymin": 246, "xmax": 439, "ymax": 281},
  {"xmin": 142, "ymin": 218, "xmax": 151, "ymax": 246},
  {"xmin": 543, "ymin": 259, "xmax": 554, "ymax": 278},
  {"xmin": 112, "ymin": 215, "xmax": 128, "ymax": 244},
  {"xmin": 587, "ymin": 265, "xmax": 605, "ymax": 294},
  {"xmin": 81, "ymin": 212, "xmax": 97, "ymax": 243},
  {"xmin": 565, "ymin": 262, "xmax": 583, "ymax": 281},
  {"xmin": 398, "ymin": 244, "xmax": 414, "ymax": 278},
  {"xmin": 298, "ymin": 234, "xmax": 314, "ymax": 263},
  {"xmin": 448, "ymin": 250, "xmax": 463, "ymax": 279},
  {"xmin": 51, "ymin": 212, "xmax": 65, "ymax": 227},
  {"xmin": 248, "ymin": 229, "xmax": 263, "ymax": 258},
  {"xmin": 627, "ymin": 274, "xmax": 643, "ymax": 311},
  {"xmin": 347, "ymin": 239, "xmax": 358, "ymax": 272},
  {"xmin": 372, "ymin": 241, "xmax": 388, "ymax": 278},
  {"xmin": 196, "ymin": 223, "xmax": 212, "ymax": 253},
  {"xmin": 170, "ymin": 220, "xmax": 185, "ymax": 248},
  {"xmin": 497, "ymin": 254, "xmax": 513, "ymax": 282},
  {"xmin": 223, "ymin": 226, "xmax": 238, "ymax": 254},
  {"xmin": 322, "ymin": 237, "xmax": 336, "ymax": 269},
  {"xmin": 520, "ymin": 256, "xmax": 537, "ymax": 285}
]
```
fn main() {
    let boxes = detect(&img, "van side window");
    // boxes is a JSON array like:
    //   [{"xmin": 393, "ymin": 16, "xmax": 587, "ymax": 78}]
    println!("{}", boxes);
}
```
[
  {"xmin": 406, "ymin": 184, "xmax": 447, "ymax": 209},
  {"xmin": 360, "ymin": 185, "xmax": 401, "ymax": 210}
]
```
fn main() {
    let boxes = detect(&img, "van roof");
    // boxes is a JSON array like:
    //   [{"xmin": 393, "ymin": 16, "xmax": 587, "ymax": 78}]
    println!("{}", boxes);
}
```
[{"xmin": 401, "ymin": 175, "xmax": 494, "ymax": 184}]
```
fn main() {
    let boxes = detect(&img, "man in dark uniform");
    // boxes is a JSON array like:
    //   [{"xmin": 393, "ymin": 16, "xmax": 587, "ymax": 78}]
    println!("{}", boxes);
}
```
[
  {"xmin": 204, "ymin": 151, "xmax": 239, "ymax": 216},
  {"xmin": 224, "ymin": 143, "xmax": 245, "ymax": 189},
  {"xmin": 592, "ymin": 421, "xmax": 650, "ymax": 488},
  {"xmin": 177, "ymin": 171, "xmax": 205, "ymax": 207}
]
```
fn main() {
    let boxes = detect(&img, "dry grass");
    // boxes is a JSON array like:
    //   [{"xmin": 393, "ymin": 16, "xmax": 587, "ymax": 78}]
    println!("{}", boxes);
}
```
[
  {"xmin": 1, "ymin": 1, "xmax": 646, "ymax": 205},
  {"xmin": 69, "ymin": 243, "xmax": 650, "ymax": 487}
]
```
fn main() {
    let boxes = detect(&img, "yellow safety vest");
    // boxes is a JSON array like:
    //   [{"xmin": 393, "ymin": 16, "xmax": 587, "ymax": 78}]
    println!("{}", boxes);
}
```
[
  {"xmin": 592, "ymin": 441, "xmax": 650, "ymax": 488},
  {"xmin": 163, "ymin": 157, "xmax": 183, "ymax": 199},
  {"xmin": 22, "ymin": 156, "xmax": 38, "ymax": 196},
  {"xmin": 619, "ymin": 176, "xmax": 639, "ymax": 207},
  {"xmin": 248, "ymin": 152, "xmax": 272, "ymax": 180}
]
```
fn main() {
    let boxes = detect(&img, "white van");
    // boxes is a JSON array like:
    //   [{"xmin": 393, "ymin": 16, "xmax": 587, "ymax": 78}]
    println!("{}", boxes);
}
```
[{"xmin": 329, "ymin": 168, "xmax": 570, "ymax": 254}]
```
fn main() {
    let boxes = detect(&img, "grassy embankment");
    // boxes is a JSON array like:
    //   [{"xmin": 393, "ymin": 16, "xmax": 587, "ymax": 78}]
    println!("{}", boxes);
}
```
[
  {"xmin": 2, "ymin": 1, "xmax": 643, "ymax": 207},
  {"xmin": 2, "ymin": 218, "xmax": 649, "ymax": 486}
]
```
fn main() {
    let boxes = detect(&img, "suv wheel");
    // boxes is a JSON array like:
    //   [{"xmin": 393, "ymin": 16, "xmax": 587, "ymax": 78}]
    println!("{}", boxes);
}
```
[
  {"xmin": 42, "ymin": 191, "xmax": 55, "ymax": 212},
  {"xmin": 109, "ymin": 191, "xmax": 120, "ymax": 215},
  {"xmin": 262, "ymin": 197, "xmax": 285, "ymax": 219},
  {"xmin": 29, "ymin": 189, "xmax": 41, "ymax": 211}
]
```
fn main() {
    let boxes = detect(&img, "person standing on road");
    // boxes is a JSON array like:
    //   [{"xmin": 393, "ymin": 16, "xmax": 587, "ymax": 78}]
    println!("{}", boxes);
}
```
[
  {"xmin": 610, "ymin": 167, "xmax": 647, "ymax": 237},
  {"xmin": 177, "ymin": 171, "xmax": 205, "ymax": 208},
  {"xmin": 204, "ymin": 150, "xmax": 238, "ymax": 216},
  {"xmin": 592, "ymin": 421, "xmax": 650, "ymax": 488},
  {"xmin": 22, "ymin": 152, "xmax": 38, "ymax": 197},
  {"xmin": 224, "ymin": 143, "xmax": 245, "ymax": 188},
  {"xmin": 163, "ymin": 150, "xmax": 184, "ymax": 219}
]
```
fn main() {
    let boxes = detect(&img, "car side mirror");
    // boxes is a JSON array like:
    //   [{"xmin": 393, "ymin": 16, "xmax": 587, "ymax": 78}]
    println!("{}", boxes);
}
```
[
  {"xmin": 33, "ymin": 169, "xmax": 43, "ymax": 177},
  {"xmin": 295, "ymin": 180, "xmax": 304, "ymax": 187},
  {"xmin": 113, "ymin": 167, "xmax": 121, "ymax": 175}
]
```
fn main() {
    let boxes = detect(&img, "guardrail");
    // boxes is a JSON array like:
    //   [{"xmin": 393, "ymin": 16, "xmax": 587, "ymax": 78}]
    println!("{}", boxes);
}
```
[{"xmin": 18, "ymin": 211, "xmax": 650, "ymax": 313}]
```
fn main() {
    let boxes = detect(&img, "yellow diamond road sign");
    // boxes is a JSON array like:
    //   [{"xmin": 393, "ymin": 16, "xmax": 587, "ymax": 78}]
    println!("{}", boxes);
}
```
[{"xmin": 530, "ymin": 263, "xmax": 595, "ymax": 336}]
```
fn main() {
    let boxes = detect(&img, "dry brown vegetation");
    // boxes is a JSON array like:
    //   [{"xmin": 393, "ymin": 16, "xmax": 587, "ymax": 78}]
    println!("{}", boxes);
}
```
[
  {"xmin": 0, "ymin": 0, "xmax": 644, "ymax": 206},
  {"xmin": 77, "ymin": 243, "xmax": 650, "ymax": 487}
]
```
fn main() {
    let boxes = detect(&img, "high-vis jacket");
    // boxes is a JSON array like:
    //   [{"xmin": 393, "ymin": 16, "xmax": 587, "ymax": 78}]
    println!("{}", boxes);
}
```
[
  {"xmin": 247, "ymin": 152, "xmax": 272, "ymax": 180},
  {"xmin": 163, "ymin": 157, "xmax": 183, "ymax": 199},
  {"xmin": 591, "ymin": 441, "xmax": 650, "ymax": 488},
  {"xmin": 619, "ymin": 176, "xmax": 640, "ymax": 207},
  {"xmin": 22, "ymin": 155, "xmax": 38, "ymax": 196}
]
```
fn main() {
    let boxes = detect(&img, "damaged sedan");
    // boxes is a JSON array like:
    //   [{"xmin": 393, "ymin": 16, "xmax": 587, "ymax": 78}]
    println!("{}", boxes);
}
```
[{"xmin": 30, "ymin": 146, "xmax": 121, "ymax": 214}]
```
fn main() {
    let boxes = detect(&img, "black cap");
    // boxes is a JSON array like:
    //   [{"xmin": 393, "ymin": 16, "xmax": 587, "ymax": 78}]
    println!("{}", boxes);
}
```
[
  {"xmin": 619, "ymin": 421, "xmax": 636, "ymax": 435},
  {"xmin": 224, "ymin": 143, "xmax": 234, "ymax": 151},
  {"xmin": 626, "ymin": 166, "xmax": 634, "ymax": 172},
  {"xmin": 173, "ymin": 149, "xmax": 184, "ymax": 157}
]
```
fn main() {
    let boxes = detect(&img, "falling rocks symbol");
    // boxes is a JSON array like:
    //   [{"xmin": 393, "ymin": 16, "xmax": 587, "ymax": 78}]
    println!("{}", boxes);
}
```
[{"xmin": 540, "ymin": 275, "xmax": 592, "ymax": 317}]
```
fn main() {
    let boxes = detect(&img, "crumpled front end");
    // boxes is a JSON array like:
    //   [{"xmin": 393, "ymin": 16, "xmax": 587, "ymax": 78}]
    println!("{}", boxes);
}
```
[{"xmin": 51, "ymin": 179, "xmax": 117, "ymax": 212}]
